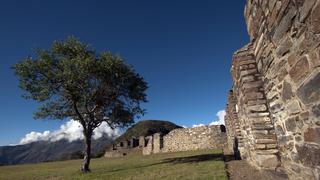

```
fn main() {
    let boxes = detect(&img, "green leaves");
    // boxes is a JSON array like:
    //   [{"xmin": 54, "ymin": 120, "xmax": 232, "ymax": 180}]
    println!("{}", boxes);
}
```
[{"xmin": 13, "ymin": 36, "xmax": 148, "ymax": 130}]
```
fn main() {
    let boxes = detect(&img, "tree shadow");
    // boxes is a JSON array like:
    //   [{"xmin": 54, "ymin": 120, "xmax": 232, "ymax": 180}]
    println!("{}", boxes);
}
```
[
  {"xmin": 159, "ymin": 153, "xmax": 223, "ymax": 165},
  {"xmin": 103, "ymin": 153, "xmax": 224, "ymax": 173}
]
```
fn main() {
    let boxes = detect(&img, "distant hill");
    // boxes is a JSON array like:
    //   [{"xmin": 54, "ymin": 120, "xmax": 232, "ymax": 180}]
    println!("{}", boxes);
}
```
[
  {"xmin": 0, "ymin": 120, "xmax": 181, "ymax": 166},
  {"xmin": 114, "ymin": 120, "xmax": 182, "ymax": 144},
  {"xmin": 0, "ymin": 134, "xmax": 113, "ymax": 166}
]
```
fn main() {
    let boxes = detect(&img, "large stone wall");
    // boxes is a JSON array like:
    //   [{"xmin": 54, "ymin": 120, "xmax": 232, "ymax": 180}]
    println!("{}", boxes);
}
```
[
  {"xmin": 162, "ymin": 125, "xmax": 227, "ymax": 152},
  {"xmin": 226, "ymin": 0, "xmax": 320, "ymax": 179},
  {"xmin": 143, "ymin": 125, "xmax": 227, "ymax": 155}
]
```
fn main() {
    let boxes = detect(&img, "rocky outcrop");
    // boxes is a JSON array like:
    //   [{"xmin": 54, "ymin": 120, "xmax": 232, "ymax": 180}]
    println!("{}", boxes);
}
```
[{"xmin": 225, "ymin": 0, "xmax": 320, "ymax": 179}]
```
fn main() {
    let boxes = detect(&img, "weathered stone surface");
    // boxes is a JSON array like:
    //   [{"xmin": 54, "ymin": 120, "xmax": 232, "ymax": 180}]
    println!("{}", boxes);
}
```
[
  {"xmin": 297, "ymin": 71, "xmax": 320, "ymax": 105},
  {"xmin": 304, "ymin": 128, "xmax": 320, "ymax": 144},
  {"xmin": 248, "ymin": 104, "xmax": 267, "ymax": 112},
  {"xmin": 285, "ymin": 116, "xmax": 297, "ymax": 132},
  {"xmin": 300, "ymin": 0, "xmax": 316, "ymax": 22},
  {"xmin": 277, "ymin": 67, "xmax": 288, "ymax": 82},
  {"xmin": 273, "ymin": 6, "xmax": 296, "ymax": 44},
  {"xmin": 276, "ymin": 36, "xmax": 292, "ymax": 57},
  {"xmin": 289, "ymin": 56, "xmax": 310, "ymax": 83},
  {"xmin": 296, "ymin": 144, "xmax": 320, "ymax": 167},
  {"xmin": 255, "ymin": 154, "xmax": 279, "ymax": 168},
  {"xmin": 287, "ymin": 100, "xmax": 301, "ymax": 115},
  {"xmin": 310, "ymin": 1, "xmax": 320, "ymax": 33},
  {"xmin": 275, "ymin": 124, "xmax": 285, "ymax": 135},
  {"xmin": 256, "ymin": 139, "xmax": 277, "ymax": 144},
  {"xmin": 165, "ymin": 125, "xmax": 227, "ymax": 153},
  {"xmin": 288, "ymin": 54, "xmax": 298, "ymax": 67},
  {"xmin": 142, "ymin": 136, "xmax": 153, "ymax": 155},
  {"xmin": 227, "ymin": 1, "xmax": 320, "ymax": 178},
  {"xmin": 282, "ymin": 81, "xmax": 293, "ymax": 101},
  {"xmin": 153, "ymin": 133, "xmax": 162, "ymax": 154},
  {"xmin": 312, "ymin": 104, "xmax": 320, "ymax": 117}
]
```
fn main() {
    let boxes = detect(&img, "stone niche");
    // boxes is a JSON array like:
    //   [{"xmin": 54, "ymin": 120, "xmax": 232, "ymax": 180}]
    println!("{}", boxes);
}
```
[{"xmin": 225, "ymin": 0, "xmax": 320, "ymax": 179}]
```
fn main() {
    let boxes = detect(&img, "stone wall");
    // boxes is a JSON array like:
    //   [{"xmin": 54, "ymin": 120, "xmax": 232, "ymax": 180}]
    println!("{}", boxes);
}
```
[
  {"xmin": 162, "ymin": 125, "xmax": 226, "ymax": 152},
  {"xmin": 226, "ymin": 0, "xmax": 320, "ymax": 179},
  {"xmin": 142, "ymin": 136, "xmax": 153, "ymax": 155},
  {"xmin": 143, "ymin": 125, "xmax": 227, "ymax": 154}
]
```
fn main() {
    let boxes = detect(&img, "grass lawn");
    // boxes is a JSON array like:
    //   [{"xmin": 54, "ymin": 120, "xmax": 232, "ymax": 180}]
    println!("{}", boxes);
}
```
[{"xmin": 0, "ymin": 149, "xmax": 227, "ymax": 180}]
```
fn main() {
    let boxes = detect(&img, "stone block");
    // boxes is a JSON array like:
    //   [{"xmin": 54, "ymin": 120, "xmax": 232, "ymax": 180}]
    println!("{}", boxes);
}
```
[
  {"xmin": 255, "ymin": 154, "xmax": 279, "ymax": 169},
  {"xmin": 255, "ymin": 144, "xmax": 266, "ymax": 150},
  {"xmin": 266, "ymin": 144, "xmax": 277, "ymax": 149},
  {"xmin": 296, "ymin": 144, "xmax": 320, "ymax": 167},
  {"xmin": 256, "ymin": 139, "xmax": 277, "ymax": 144},
  {"xmin": 269, "ymin": 0, "xmax": 277, "ymax": 11},
  {"xmin": 285, "ymin": 116, "xmax": 297, "ymax": 132},
  {"xmin": 275, "ymin": 124, "xmax": 285, "ymax": 135},
  {"xmin": 240, "ymin": 68, "xmax": 258, "ymax": 77},
  {"xmin": 311, "ymin": 1, "xmax": 320, "ymax": 33},
  {"xmin": 289, "ymin": 56, "xmax": 310, "ymax": 83},
  {"xmin": 288, "ymin": 53, "xmax": 298, "ymax": 67},
  {"xmin": 277, "ymin": 66, "xmax": 288, "ymax": 82},
  {"xmin": 276, "ymin": 36, "xmax": 292, "ymax": 57},
  {"xmin": 299, "ymin": 0, "xmax": 316, "ymax": 22},
  {"xmin": 309, "ymin": 49, "xmax": 320, "ymax": 68},
  {"xmin": 282, "ymin": 81, "xmax": 293, "ymax": 101},
  {"xmin": 312, "ymin": 104, "xmax": 320, "ymax": 117},
  {"xmin": 304, "ymin": 128, "xmax": 320, "ymax": 144},
  {"xmin": 273, "ymin": 6, "xmax": 296, "ymax": 44},
  {"xmin": 244, "ymin": 92, "xmax": 264, "ymax": 102},
  {"xmin": 248, "ymin": 104, "xmax": 267, "ymax": 112},
  {"xmin": 287, "ymin": 100, "xmax": 301, "ymax": 115},
  {"xmin": 297, "ymin": 70, "xmax": 320, "ymax": 105}
]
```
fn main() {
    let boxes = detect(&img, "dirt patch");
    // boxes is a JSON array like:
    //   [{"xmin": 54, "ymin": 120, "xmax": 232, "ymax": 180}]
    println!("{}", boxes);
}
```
[{"xmin": 223, "ymin": 152, "xmax": 288, "ymax": 180}]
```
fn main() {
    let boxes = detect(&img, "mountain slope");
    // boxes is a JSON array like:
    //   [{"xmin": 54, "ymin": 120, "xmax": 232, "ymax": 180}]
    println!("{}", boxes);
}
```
[
  {"xmin": 114, "ymin": 120, "xmax": 182, "ymax": 143},
  {"xmin": 0, "ymin": 120, "xmax": 182, "ymax": 166},
  {"xmin": 0, "ymin": 134, "xmax": 113, "ymax": 165}
]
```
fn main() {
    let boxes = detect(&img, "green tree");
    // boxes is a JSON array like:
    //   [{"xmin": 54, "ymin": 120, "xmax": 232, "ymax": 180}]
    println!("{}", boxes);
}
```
[{"xmin": 13, "ymin": 37, "xmax": 148, "ymax": 172}]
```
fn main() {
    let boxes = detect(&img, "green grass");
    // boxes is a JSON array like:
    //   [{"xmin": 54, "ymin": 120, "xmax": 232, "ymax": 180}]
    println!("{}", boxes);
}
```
[{"xmin": 0, "ymin": 149, "xmax": 227, "ymax": 180}]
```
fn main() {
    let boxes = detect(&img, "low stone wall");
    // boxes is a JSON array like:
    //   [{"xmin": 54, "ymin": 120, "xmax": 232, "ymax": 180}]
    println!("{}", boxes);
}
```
[
  {"xmin": 162, "ymin": 125, "xmax": 226, "ymax": 152},
  {"xmin": 104, "ymin": 148, "xmax": 142, "ymax": 158},
  {"xmin": 143, "ymin": 125, "xmax": 227, "ymax": 154}
]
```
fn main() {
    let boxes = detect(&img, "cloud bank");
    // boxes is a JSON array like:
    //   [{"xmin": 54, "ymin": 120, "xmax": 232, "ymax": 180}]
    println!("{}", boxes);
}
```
[
  {"xmin": 192, "ymin": 109, "xmax": 226, "ymax": 127},
  {"xmin": 209, "ymin": 110, "xmax": 226, "ymax": 125},
  {"xmin": 192, "ymin": 123, "xmax": 205, "ymax": 128},
  {"xmin": 19, "ymin": 120, "xmax": 120, "ymax": 145}
]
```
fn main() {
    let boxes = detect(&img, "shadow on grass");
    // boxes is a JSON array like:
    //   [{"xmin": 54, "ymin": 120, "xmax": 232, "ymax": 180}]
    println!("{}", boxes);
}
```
[
  {"xmin": 159, "ymin": 153, "xmax": 223, "ymax": 164},
  {"xmin": 104, "ymin": 153, "xmax": 223, "ymax": 173}
]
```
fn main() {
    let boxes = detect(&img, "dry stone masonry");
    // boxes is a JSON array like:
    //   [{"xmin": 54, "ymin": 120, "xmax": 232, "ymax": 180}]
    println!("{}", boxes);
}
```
[
  {"xmin": 142, "ymin": 125, "xmax": 227, "ymax": 155},
  {"xmin": 225, "ymin": 0, "xmax": 320, "ymax": 179},
  {"xmin": 105, "ymin": 125, "xmax": 226, "ymax": 157}
]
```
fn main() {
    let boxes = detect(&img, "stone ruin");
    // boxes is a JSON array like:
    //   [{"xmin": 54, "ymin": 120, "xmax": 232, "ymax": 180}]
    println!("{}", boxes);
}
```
[
  {"xmin": 104, "ymin": 125, "xmax": 227, "ymax": 157},
  {"xmin": 104, "ymin": 1, "xmax": 320, "ymax": 179},
  {"xmin": 142, "ymin": 125, "xmax": 227, "ymax": 155},
  {"xmin": 104, "ymin": 137, "xmax": 141, "ymax": 158},
  {"xmin": 224, "ymin": 0, "xmax": 320, "ymax": 179}
]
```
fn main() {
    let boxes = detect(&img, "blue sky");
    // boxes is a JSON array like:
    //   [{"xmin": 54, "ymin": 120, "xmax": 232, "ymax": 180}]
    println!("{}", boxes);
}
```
[{"xmin": 0, "ymin": 0, "xmax": 249, "ymax": 146}]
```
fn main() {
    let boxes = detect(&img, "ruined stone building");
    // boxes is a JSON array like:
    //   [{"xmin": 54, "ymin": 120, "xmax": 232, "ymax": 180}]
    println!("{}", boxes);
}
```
[
  {"xmin": 142, "ymin": 125, "xmax": 227, "ymax": 155},
  {"xmin": 105, "ymin": 125, "xmax": 227, "ymax": 157},
  {"xmin": 224, "ymin": 0, "xmax": 320, "ymax": 179}
]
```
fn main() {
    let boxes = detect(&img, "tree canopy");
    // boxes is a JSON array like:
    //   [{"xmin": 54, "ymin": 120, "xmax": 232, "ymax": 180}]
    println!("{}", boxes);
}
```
[{"xmin": 13, "ymin": 37, "xmax": 148, "ymax": 172}]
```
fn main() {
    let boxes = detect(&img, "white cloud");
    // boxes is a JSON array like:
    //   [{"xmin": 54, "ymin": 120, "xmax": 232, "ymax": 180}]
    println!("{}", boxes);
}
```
[
  {"xmin": 209, "ymin": 110, "xmax": 226, "ymax": 125},
  {"xmin": 19, "ymin": 120, "xmax": 120, "ymax": 145},
  {"xmin": 191, "ymin": 109, "xmax": 226, "ymax": 127},
  {"xmin": 192, "ymin": 124, "xmax": 205, "ymax": 128}
]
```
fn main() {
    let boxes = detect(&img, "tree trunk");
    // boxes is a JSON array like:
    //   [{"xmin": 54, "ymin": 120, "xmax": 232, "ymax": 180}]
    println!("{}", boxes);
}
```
[{"xmin": 81, "ymin": 131, "xmax": 92, "ymax": 173}]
